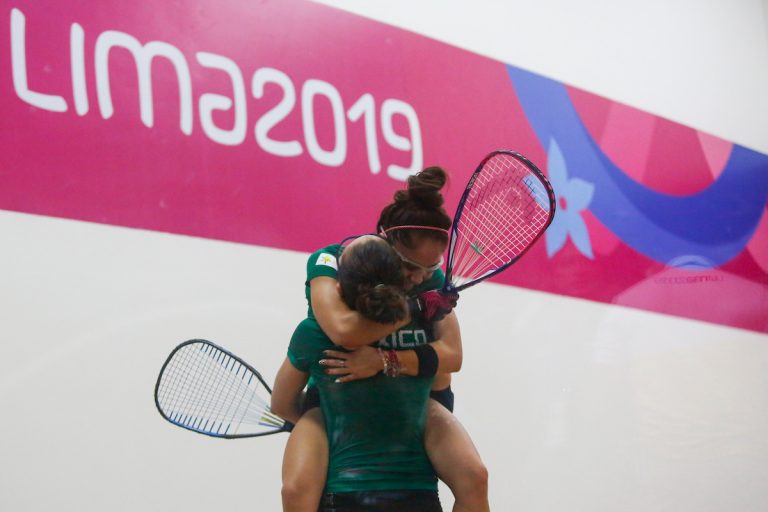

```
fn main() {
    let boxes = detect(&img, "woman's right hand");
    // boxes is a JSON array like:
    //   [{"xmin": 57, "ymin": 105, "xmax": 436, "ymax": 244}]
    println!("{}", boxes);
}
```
[{"xmin": 320, "ymin": 346, "xmax": 384, "ymax": 383}]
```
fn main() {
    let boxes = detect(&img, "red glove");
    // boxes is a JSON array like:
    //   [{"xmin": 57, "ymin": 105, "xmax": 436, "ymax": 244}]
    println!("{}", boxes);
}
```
[{"xmin": 409, "ymin": 290, "xmax": 459, "ymax": 323}]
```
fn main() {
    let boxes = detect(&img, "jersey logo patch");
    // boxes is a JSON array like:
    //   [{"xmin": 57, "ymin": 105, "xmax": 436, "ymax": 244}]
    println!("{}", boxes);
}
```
[{"xmin": 315, "ymin": 253, "xmax": 338, "ymax": 270}]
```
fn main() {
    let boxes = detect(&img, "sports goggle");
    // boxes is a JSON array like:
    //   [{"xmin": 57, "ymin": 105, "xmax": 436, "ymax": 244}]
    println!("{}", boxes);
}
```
[{"xmin": 337, "ymin": 231, "xmax": 444, "ymax": 274}]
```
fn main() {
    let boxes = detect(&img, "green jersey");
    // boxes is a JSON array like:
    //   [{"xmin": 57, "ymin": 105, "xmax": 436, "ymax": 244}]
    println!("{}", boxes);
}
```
[
  {"xmin": 288, "ymin": 318, "xmax": 437, "ymax": 493},
  {"xmin": 289, "ymin": 243, "xmax": 445, "ymax": 492}
]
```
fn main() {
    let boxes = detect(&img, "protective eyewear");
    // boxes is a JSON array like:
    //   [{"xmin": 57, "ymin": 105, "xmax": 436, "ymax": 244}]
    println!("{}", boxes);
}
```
[
  {"xmin": 389, "ymin": 244, "xmax": 443, "ymax": 274},
  {"xmin": 338, "ymin": 233, "xmax": 443, "ymax": 274}
]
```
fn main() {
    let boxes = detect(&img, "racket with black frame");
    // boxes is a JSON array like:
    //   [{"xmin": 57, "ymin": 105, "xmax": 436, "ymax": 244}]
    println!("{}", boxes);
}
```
[
  {"xmin": 154, "ymin": 339, "xmax": 293, "ymax": 438},
  {"xmin": 444, "ymin": 150, "xmax": 556, "ymax": 292}
]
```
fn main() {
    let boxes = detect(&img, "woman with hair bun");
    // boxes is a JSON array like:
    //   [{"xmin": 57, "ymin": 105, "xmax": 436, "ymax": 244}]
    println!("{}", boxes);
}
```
[{"xmin": 272, "ymin": 167, "xmax": 489, "ymax": 512}]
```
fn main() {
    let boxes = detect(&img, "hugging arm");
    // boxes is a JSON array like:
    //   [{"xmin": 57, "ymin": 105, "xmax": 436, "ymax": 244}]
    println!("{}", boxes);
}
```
[
  {"xmin": 310, "ymin": 276, "xmax": 410, "ymax": 348},
  {"xmin": 322, "ymin": 311, "xmax": 463, "ymax": 382}
]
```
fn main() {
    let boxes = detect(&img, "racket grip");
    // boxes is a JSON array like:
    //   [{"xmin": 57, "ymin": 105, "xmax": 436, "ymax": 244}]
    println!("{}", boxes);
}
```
[{"xmin": 409, "ymin": 290, "xmax": 459, "ymax": 323}]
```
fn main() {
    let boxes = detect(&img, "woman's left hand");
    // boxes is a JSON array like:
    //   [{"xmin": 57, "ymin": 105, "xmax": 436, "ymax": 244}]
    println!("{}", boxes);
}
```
[{"xmin": 320, "ymin": 345, "xmax": 384, "ymax": 383}]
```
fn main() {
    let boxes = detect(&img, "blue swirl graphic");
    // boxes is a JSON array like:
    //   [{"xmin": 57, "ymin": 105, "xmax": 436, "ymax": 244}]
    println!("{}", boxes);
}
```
[{"xmin": 507, "ymin": 65, "xmax": 768, "ymax": 267}]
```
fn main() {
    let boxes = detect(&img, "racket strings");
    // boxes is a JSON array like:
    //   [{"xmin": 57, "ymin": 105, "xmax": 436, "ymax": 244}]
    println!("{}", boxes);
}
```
[
  {"xmin": 449, "ymin": 153, "xmax": 552, "ymax": 288},
  {"xmin": 159, "ymin": 345, "xmax": 239, "ymax": 424},
  {"xmin": 459, "ymin": 183, "xmax": 546, "ymax": 260},
  {"xmin": 158, "ymin": 348, "xmax": 244, "ymax": 430},
  {"xmin": 179, "ymin": 351, "xmax": 271, "ymax": 427},
  {"xmin": 157, "ymin": 343, "xmax": 281, "ymax": 436},
  {"xmin": 161, "ymin": 353, "xmax": 274, "ymax": 432}
]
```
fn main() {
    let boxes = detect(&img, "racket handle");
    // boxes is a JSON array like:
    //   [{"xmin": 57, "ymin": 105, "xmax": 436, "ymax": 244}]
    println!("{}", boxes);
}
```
[{"xmin": 409, "ymin": 289, "xmax": 459, "ymax": 323}]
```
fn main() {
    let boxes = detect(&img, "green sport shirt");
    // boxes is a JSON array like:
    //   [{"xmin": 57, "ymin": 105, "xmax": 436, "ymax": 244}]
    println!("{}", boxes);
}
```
[{"xmin": 288, "ymin": 243, "xmax": 444, "ymax": 493}]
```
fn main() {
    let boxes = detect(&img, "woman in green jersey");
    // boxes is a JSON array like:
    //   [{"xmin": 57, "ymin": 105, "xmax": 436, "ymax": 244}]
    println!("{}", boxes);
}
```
[
  {"xmin": 272, "ymin": 167, "xmax": 489, "ymax": 512},
  {"xmin": 279, "ymin": 234, "xmax": 442, "ymax": 511}
]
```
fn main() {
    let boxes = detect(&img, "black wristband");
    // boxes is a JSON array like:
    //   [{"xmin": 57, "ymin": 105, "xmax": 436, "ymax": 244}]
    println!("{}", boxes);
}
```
[{"xmin": 413, "ymin": 343, "xmax": 439, "ymax": 377}]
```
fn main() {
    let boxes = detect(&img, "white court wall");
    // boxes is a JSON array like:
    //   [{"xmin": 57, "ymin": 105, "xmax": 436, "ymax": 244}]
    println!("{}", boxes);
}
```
[{"xmin": 2, "ymin": 1, "xmax": 767, "ymax": 511}]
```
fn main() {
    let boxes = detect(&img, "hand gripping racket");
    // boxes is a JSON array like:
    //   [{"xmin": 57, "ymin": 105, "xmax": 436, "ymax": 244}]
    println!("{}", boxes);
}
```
[
  {"xmin": 444, "ymin": 150, "xmax": 556, "ymax": 292},
  {"xmin": 154, "ymin": 339, "xmax": 293, "ymax": 438}
]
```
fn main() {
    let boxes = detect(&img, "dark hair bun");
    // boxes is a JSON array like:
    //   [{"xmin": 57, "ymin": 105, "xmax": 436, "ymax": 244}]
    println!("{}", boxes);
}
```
[
  {"xmin": 355, "ymin": 285, "xmax": 406, "ymax": 324},
  {"xmin": 394, "ymin": 166, "xmax": 447, "ymax": 209},
  {"xmin": 376, "ymin": 166, "xmax": 452, "ymax": 246}
]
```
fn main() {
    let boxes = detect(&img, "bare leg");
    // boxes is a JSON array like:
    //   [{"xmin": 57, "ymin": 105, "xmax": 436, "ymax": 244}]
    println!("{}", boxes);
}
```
[
  {"xmin": 281, "ymin": 408, "xmax": 328, "ymax": 512},
  {"xmin": 425, "ymin": 400, "xmax": 490, "ymax": 512}
]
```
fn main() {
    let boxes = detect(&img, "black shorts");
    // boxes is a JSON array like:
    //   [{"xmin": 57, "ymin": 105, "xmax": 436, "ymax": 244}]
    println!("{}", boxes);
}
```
[
  {"xmin": 319, "ymin": 490, "xmax": 442, "ymax": 512},
  {"xmin": 429, "ymin": 385, "xmax": 454, "ymax": 412},
  {"xmin": 301, "ymin": 385, "xmax": 321, "ymax": 415},
  {"xmin": 304, "ymin": 385, "xmax": 454, "ymax": 414}
]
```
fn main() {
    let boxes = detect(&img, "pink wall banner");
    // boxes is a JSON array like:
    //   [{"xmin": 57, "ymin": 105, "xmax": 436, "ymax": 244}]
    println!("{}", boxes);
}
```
[{"xmin": 2, "ymin": 1, "xmax": 767, "ymax": 332}]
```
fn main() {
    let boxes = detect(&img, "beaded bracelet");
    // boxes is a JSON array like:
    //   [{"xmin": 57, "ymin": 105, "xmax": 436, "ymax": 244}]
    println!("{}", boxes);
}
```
[
  {"xmin": 378, "ymin": 348, "xmax": 401, "ymax": 378},
  {"xmin": 386, "ymin": 350, "xmax": 401, "ymax": 377}
]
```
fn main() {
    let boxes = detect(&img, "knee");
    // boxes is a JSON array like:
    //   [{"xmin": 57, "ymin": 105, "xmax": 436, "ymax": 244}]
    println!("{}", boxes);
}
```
[{"xmin": 281, "ymin": 477, "xmax": 305, "ymax": 506}]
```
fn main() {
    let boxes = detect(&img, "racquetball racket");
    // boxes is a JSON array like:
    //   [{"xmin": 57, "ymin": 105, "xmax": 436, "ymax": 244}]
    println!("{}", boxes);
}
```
[
  {"xmin": 444, "ymin": 150, "xmax": 555, "ymax": 292},
  {"xmin": 154, "ymin": 339, "xmax": 293, "ymax": 438}
]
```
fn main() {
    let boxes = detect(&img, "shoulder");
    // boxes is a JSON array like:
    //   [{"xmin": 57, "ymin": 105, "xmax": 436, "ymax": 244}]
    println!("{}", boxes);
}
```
[
  {"xmin": 288, "ymin": 318, "xmax": 334, "ymax": 372},
  {"xmin": 289, "ymin": 318, "xmax": 332, "ymax": 350},
  {"xmin": 306, "ymin": 244, "xmax": 341, "ymax": 282},
  {"xmin": 291, "ymin": 317, "xmax": 327, "ymax": 338}
]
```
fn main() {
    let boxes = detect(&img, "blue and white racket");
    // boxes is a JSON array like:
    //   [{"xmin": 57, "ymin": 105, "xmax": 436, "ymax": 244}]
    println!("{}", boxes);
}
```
[{"xmin": 154, "ymin": 339, "xmax": 293, "ymax": 438}]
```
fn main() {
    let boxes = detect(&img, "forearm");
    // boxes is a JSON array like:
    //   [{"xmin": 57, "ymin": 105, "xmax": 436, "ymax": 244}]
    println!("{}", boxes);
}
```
[
  {"xmin": 323, "ymin": 309, "xmax": 410, "ymax": 348},
  {"xmin": 322, "ymin": 313, "xmax": 462, "ymax": 381},
  {"xmin": 398, "ymin": 311, "xmax": 462, "ymax": 376},
  {"xmin": 271, "ymin": 391, "xmax": 304, "ymax": 425},
  {"xmin": 271, "ymin": 358, "xmax": 309, "ymax": 424},
  {"xmin": 311, "ymin": 276, "xmax": 410, "ymax": 348},
  {"xmin": 396, "ymin": 342, "xmax": 460, "ymax": 377},
  {"xmin": 432, "ymin": 311, "xmax": 462, "ymax": 373}
]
